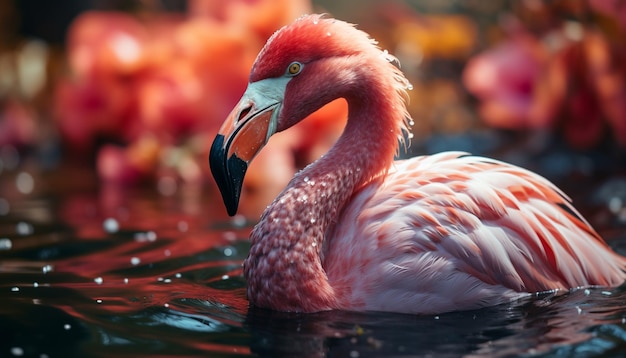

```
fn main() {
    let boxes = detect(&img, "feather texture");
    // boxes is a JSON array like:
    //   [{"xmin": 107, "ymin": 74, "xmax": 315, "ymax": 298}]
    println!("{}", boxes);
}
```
[{"xmin": 323, "ymin": 153, "xmax": 625, "ymax": 313}]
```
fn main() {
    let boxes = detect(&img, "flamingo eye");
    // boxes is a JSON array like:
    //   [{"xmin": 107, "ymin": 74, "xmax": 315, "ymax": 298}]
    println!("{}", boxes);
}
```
[{"xmin": 286, "ymin": 62, "xmax": 303, "ymax": 76}]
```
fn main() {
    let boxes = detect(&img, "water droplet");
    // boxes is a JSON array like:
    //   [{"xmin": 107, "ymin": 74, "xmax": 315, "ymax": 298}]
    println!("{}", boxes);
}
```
[
  {"xmin": 231, "ymin": 215, "xmax": 246, "ymax": 228},
  {"xmin": 10, "ymin": 347, "xmax": 24, "ymax": 356},
  {"xmin": 303, "ymin": 176, "xmax": 309, "ymax": 182},
  {"xmin": 96, "ymin": 299, "xmax": 102, "ymax": 304},
  {"xmin": 164, "ymin": 249, "xmax": 171, "ymax": 257},
  {"xmin": 103, "ymin": 218, "xmax": 119, "ymax": 234},
  {"xmin": 608, "ymin": 197, "xmax": 622, "ymax": 214},
  {"xmin": 313, "ymin": 18, "xmax": 319, "ymax": 24},
  {"xmin": 11, "ymin": 286, "xmax": 19, "ymax": 292},
  {"xmin": 134, "ymin": 231, "xmax": 157, "ymax": 242},
  {"xmin": 576, "ymin": 306, "xmax": 582, "ymax": 314},
  {"xmin": 175, "ymin": 273, "xmax": 182, "ymax": 278},
  {"xmin": 130, "ymin": 257, "xmax": 141, "ymax": 265},
  {"xmin": 407, "ymin": 83, "xmax": 414, "ymax": 90},
  {"xmin": 33, "ymin": 282, "xmax": 39, "ymax": 288},
  {"xmin": 310, "ymin": 218, "xmax": 316, "ymax": 224},
  {"xmin": 311, "ymin": 242, "xmax": 317, "ymax": 247},
  {"xmin": 42, "ymin": 264, "xmax": 53, "ymax": 274},
  {"xmin": 408, "ymin": 133, "xmax": 414, "ymax": 139},
  {"xmin": 94, "ymin": 277, "xmax": 103, "ymax": 285},
  {"xmin": 157, "ymin": 277, "xmax": 164, "ymax": 282},
  {"xmin": 408, "ymin": 119, "xmax": 415, "ymax": 126},
  {"xmin": 64, "ymin": 324, "xmax": 71, "ymax": 330},
  {"xmin": 164, "ymin": 303, "xmax": 170, "ymax": 308},
  {"xmin": 584, "ymin": 289, "xmax": 591, "ymax": 296},
  {"xmin": 601, "ymin": 291, "xmax": 612, "ymax": 296},
  {"xmin": 16, "ymin": 221, "xmax": 33, "ymax": 236},
  {"xmin": 124, "ymin": 278, "xmax": 129, "ymax": 284},
  {"xmin": 221, "ymin": 275, "xmax": 229, "ymax": 280},
  {"xmin": 16, "ymin": 172, "xmax": 34, "ymax": 194},
  {"xmin": 223, "ymin": 247, "xmax": 234, "ymax": 256},
  {"xmin": 0, "ymin": 238, "xmax": 12, "ymax": 250},
  {"xmin": 163, "ymin": 278, "xmax": 172, "ymax": 283}
]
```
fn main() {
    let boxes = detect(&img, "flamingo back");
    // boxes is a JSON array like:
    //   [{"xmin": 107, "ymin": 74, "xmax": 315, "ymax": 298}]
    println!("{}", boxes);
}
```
[{"xmin": 323, "ymin": 152, "xmax": 626, "ymax": 313}]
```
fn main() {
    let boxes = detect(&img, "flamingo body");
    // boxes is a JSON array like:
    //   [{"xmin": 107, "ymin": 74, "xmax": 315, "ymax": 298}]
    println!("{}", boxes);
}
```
[
  {"xmin": 209, "ymin": 14, "xmax": 626, "ymax": 314},
  {"xmin": 323, "ymin": 153, "xmax": 625, "ymax": 313}
]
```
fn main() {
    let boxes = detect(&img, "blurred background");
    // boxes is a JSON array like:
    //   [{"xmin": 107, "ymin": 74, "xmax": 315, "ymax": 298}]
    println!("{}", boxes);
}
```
[
  {"xmin": 0, "ymin": 0, "xmax": 625, "ymax": 218},
  {"xmin": 2, "ymin": 2, "xmax": 626, "ymax": 356}
]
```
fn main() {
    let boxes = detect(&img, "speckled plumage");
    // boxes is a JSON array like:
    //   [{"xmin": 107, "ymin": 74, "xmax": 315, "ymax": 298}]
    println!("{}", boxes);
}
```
[{"xmin": 213, "ymin": 14, "xmax": 626, "ymax": 314}]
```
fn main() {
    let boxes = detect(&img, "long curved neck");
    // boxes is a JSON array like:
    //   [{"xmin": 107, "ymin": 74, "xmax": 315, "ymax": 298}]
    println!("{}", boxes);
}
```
[{"xmin": 244, "ymin": 66, "xmax": 407, "ymax": 312}]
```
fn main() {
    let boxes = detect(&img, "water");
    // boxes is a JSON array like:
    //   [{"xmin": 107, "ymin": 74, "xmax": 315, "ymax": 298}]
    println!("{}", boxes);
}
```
[{"xmin": 1, "ymin": 173, "xmax": 626, "ymax": 357}]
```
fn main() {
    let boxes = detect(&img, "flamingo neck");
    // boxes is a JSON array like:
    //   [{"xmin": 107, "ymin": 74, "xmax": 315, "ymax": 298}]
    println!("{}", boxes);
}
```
[{"xmin": 244, "ymin": 68, "xmax": 406, "ymax": 312}]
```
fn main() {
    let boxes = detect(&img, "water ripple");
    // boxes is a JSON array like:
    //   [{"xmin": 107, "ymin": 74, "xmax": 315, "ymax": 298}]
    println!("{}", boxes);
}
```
[{"xmin": 1, "ymin": 189, "xmax": 626, "ymax": 357}]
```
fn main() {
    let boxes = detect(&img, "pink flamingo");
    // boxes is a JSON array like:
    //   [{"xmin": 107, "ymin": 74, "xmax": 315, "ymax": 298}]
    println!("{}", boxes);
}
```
[{"xmin": 209, "ymin": 14, "xmax": 626, "ymax": 314}]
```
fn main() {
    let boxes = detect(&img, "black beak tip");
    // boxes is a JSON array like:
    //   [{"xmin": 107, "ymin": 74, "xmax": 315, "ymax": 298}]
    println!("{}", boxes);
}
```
[
  {"xmin": 224, "ymin": 197, "xmax": 240, "ymax": 217},
  {"xmin": 209, "ymin": 135, "xmax": 248, "ymax": 217}
]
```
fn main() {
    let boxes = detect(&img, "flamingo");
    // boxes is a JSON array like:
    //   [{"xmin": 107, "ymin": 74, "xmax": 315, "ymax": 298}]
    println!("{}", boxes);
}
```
[{"xmin": 209, "ymin": 14, "xmax": 626, "ymax": 314}]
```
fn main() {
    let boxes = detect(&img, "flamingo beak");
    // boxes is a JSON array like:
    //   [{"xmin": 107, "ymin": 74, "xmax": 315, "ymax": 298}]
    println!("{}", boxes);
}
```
[{"xmin": 209, "ymin": 82, "xmax": 282, "ymax": 216}]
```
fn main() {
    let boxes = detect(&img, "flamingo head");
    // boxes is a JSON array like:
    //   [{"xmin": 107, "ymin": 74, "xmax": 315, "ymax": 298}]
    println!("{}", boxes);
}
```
[{"xmin": 210, "ymin": 14, "xmax": 404, "ymax": 215}]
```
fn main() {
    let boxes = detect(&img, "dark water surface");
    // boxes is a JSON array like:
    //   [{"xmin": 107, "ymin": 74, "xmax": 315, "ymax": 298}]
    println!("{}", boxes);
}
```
[{"xmin": 1, "ymin": 170, "xmax": 626, "ymax": 357}]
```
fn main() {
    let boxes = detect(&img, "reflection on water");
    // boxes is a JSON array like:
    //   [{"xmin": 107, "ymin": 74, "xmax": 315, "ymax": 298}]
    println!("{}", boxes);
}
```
[{"xmin": 1, "ymin": 172, "xmax": 626, "ymax": 357}]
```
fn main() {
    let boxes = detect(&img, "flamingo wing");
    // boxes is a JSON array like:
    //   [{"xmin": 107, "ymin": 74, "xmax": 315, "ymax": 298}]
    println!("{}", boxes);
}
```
[{"xmin": 324, "ymin": 152, "xmax": 626, "ymax": 313}]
